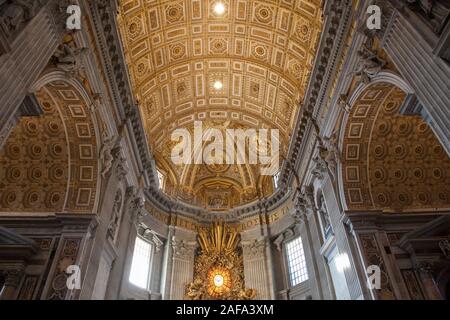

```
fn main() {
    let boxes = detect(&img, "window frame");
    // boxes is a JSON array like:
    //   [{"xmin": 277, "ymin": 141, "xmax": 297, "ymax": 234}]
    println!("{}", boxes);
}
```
[
  {"xmin": 128, "ymin": 235, "xmax": 154, "ymax": 292},
  {"xmin": 285, "ymin": 236, "xmax": 309, "ymax": 287}
]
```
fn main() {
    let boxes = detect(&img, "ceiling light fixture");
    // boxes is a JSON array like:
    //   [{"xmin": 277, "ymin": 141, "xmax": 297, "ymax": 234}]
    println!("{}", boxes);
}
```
[
  {"xmin": 213, "ymin": 2, "xmax": 226, "ymax": 16},
  {"xmin": 213, "ymin": 80, "xmax": 223, "ymax": 90}
]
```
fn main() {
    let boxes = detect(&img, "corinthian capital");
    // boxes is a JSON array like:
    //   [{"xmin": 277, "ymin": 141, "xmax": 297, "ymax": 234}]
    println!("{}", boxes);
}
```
[
  {"xmin": 171, "ymin": 237, "xmax": 197, "ymax": 260},
  {"xmin": 242, "ymin": 239, "xmax": 266, "ymax": 259},
  {"xmin": 293, "ymin": 186, "xmax": 315, "ymax": 223},
  {"xmin": 124, "ymin": 186, "xmax": 146, "ymax": 224}
]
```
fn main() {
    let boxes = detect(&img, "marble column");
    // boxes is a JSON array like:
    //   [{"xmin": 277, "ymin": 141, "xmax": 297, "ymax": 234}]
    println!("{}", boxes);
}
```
[
  {"xmin": 242, "ymin": 239, "xmax": 272, "ymax": 300},
  {"xmin": 160, "ymin": 227, "xmax": 175, "ymax": 300},
  {"xmin": 0, "ymin": 1, "xmax": 66, "ymax": 151},
  {"xmin": 319, "ymin": 177, "xmax": 368, "ymax": 300},
  {"xmin": 379, "ymin": 5, "xmax": 450, "ymax": 154},
  {"xmin": 169, "ymin": 237, "xmax": 196, "ymax": 300}
]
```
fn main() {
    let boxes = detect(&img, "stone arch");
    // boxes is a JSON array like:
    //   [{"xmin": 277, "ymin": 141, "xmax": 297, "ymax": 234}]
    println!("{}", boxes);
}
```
[
  {"xmin": 339, "ymin": 79, "xmax": 450, "ymax": 212},
  {"xmin": 0, "ymin": 71, "xmax": 101, "ymax": 213},
  {"xmin": 336, "ymin": 72, "xmax": 415, "ymax": 211}
]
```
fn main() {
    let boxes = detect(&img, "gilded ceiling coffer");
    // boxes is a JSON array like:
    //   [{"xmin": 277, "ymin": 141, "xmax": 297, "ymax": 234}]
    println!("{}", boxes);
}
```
[{"xmin": 185, "ymin": 221, "xmax": 256, "ymax": 300}]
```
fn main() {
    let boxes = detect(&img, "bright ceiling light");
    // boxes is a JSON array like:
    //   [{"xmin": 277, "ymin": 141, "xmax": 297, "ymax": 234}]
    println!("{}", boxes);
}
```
[
  {"xmin": 213, "ymin": 2, "xmax": 226, "ymax": 16},
  {"xmin": 213, "ymin": 80, "xmax": 223, "ymax": 90}
]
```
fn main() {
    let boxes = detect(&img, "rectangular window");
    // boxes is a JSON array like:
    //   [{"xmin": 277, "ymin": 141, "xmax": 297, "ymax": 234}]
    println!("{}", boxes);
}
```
[
  {"xmin": 129, "ymin": 237, "xmax": 153, "ymax": 290},
  {"xmin": 286, "ymin": 237, "xmax": 309, "ymax": 286},
  {"xmin": 273, "ymin": 171, "xmax": 281, "ymax": 189},
  {"xmin": 157, "ymin": 170, "xmax": 165, "ymax": 190}
]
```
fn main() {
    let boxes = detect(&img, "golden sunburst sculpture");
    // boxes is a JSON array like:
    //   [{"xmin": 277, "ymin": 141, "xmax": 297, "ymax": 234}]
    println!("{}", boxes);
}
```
[{"xmin": 185, "ymin": 221, "xmax": 256, "ymax": 300}]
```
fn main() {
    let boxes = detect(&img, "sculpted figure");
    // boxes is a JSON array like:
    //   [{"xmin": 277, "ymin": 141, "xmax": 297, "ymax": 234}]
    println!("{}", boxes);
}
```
[
  {"xmin": 0, "ymin": 0, "xmax": 40, "ymax": 34},
  {"xmin": 100, "ymin": 136, "xmax": 117, "ymax": 177},
  {"xmin": 318, "ymin": 194, "xmax": 332, "ymax": 235},
  {"xmin": 318, "ymin": 144, "xmax": 338, "ymax": 180},
  {"xmin": 238, "ymin": 288, "xmax": 257, "ymax": 300},
  {"xmin": 186, "ymin": 279, "xmax": 205, "ymax": 300},
  {"xmin": 404, "ymin": 0, "xmax": 450, "ymax": 33},
  {"xmin": 54, "ymin": 43, "xmax": 89, "ymax": 75},
  {"xmin": 107, "ymin": 191, "xmax": 123, "ymax": 241},
  {"xmin": 353, "ymin": 44, "xmax": 386, "ymax": 84},
  {"xmin": 323, "ymin": 133, "xmax": 341, "ymax": 162}
]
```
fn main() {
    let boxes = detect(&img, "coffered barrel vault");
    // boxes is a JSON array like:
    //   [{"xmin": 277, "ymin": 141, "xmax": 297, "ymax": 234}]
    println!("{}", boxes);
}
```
[
  {"xmin": 117, "ymin": 0, "xmax": 323, "ymax": 208},
  {"xmin": 1, "ymin": 0, "xmax": 449, "ymax": 303}
]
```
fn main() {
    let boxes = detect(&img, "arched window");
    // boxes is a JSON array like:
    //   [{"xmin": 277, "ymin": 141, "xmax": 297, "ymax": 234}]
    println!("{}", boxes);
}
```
[
  {"xmin": 286, "ymin": 237, "xmax": 309, "ymax": 286},
  {"xmin": 129, "ymin": 237, "xmax": 154, "ymax": 290}
]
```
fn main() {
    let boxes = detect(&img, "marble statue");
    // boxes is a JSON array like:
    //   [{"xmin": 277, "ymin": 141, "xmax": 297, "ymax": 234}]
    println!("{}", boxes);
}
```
[
  {"xmin": 353, "ymin": 43, "xmax": 386, "ymax": 84},
  {"xmin": 100, "ymin": 136, "xmax": 117, "ymax": 177},
  {"xmin": 0, "ymin": 0, "xmax": 40, "ymax": 35},
  {"xmin": 54, "ymin": 43, "xmax": 89, "ymax": 76}
]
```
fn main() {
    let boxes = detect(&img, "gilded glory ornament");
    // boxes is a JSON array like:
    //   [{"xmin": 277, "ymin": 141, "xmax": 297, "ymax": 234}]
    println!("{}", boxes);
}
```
[{"xmin": 185, "ymin": 221, "xmax": 256, "ymax": 300}]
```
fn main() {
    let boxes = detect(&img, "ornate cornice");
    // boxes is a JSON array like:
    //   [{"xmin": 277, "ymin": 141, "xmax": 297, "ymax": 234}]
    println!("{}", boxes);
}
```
[{"xmin": 89, "ymin": 0, "xmax": 153, "ymax": 176}]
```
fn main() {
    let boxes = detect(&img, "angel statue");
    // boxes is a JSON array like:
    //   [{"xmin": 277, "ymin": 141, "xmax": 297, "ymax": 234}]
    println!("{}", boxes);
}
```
[
  {"xmin": 100, "ymin": 136, "xmax": 118, "ymax": 177},
  {"xmin": 238, "ymin": 288, "xmax": 257, "ymax": 300},
  {"xmin": 352, "ymin": 43, "xmax": 386, "ymax": 84},
  {"xmin": 185, "ymin": 279, "xmax": 205, "ymax": 300},
  {"xmin": 318, "ymin": 133, "xmax": 340, "ymax": 181},
  {"xmin": 0, "ymin": 0, "xmax": 41, "ymax": 35},
  {"xmin": 54, "ymin": 43, "xmax": 89, "ymax": 76},
  {"xmin": 323, "ymin": 133, "xmax": 341, "ymax": 162}
]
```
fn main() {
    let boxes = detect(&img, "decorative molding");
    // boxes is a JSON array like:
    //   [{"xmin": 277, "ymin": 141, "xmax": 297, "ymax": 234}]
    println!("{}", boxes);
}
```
[{"xmin": 137, "ymin": 226, "xmax": 164, "ymax": 252}]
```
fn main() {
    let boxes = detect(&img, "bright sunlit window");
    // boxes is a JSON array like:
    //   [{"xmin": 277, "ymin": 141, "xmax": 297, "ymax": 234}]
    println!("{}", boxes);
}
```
[
  {"xmin": 129, "ymin": 237, "xmax": 153, "ymax": 290},
  {"xmin": 286, "ymin": 237, "xmax": 309, "ymax": 286},
  {"xmin": 273, "ymin": 171, "xmax": 281, "ymax": 189},
  {"xmin": 157, "ymin": 169, "xmax": 165, "ymax": 190}
]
